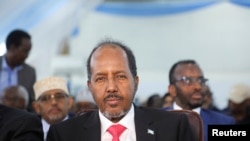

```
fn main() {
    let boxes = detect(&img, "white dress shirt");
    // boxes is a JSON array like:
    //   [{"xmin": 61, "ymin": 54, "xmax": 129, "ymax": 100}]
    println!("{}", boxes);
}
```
[
  {"xmin": 100, "ymin": 104, "xmax": 136, "ymax": 141},
  {"xmin": 173, "ymin": 102, "xmax": 201, "ymax": 114}
]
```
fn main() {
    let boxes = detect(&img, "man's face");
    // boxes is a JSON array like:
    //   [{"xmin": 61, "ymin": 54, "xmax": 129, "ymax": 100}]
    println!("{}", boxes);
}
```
[
  {"xmin": 2, "ymin": 91, "xmax": 25, "ymax": 110},
  {"xmin": 10, "ymin": 38, "xmax": 31, "ymax": 66},
  {"xmin": 162, "ymin": 95, "xmax": 174, "ymax": 108},
  {"xmin": 33, "ymin": 89, "xmax": 70, "ymax": 124},
  {"xmin": 169, "ymin": 63, "xmax": 207, "ymax": 110},
  {"xmin": 87, "ymin": 45, "xmax": 138, "ymax": 122}
]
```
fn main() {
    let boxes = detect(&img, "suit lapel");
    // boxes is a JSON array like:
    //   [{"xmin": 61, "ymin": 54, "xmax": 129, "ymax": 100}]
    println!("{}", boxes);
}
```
[
  {"xmin": 82, "ymin": 111, "xmax": 101, "ymax": 141},
  {"xmin": 134, "ymin": 107, "xmax": 156, "ymax": 141},
  {"xmin": 82, "ymin": 107, "xmax": 158, "ymax": 141}
]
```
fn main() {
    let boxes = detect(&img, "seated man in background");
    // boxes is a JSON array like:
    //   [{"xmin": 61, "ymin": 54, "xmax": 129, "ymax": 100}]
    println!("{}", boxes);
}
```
[
  {"xmin": 146, "ymin": 93, "xmax": 163, "ymax": 108},
  {"xmin": 164, "ymin": 59, "xmax": 235, "ymax": 141},
  {"xmin": 161, "ymin": 92, "xmax": 175, "ymax": 108},
  {"xmin": 1, "ymin": 85, "xmax": 29, "ymax": 110},
  {"xmin": 32, "ymin": 76, "xmax": 74, "ymax": 140},
  {"xmin": 201, "ymin": 85, "xmax": 220, "ymax": 112},
  {"xmin": 227, "ymin": 83, "xmax": 250, "ymax": 124},
  {"xmin": 0, "ymin": 104, "xmax": 43, "ymax": 141},
  {"xmin": 74, "ymin": 88, "xmax": 97, "ymax": 115}
]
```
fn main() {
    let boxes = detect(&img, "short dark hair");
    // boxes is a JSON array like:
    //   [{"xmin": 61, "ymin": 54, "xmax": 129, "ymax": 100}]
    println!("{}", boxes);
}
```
[
  {"xmin": 169, "ymin": 59, "xmax": 197, "ymax": 84},
  {"xmin": 6, "ymin": 29, "xmax": 31, "ymax": 50},
  {"xmin": 86, "ymin": 39, "xmax": 137, "ymax": 80}
]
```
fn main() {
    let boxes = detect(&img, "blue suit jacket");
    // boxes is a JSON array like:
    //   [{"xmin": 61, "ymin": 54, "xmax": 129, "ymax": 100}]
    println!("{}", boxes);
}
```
[{"xmin": 163, "ymin": 106, "xmax": 235, "ymax": 141}]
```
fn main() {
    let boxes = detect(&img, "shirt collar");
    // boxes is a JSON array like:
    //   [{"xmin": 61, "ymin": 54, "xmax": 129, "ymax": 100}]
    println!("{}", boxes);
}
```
[
  {"xmin": 100, "ymin": 104, "xmax": 135, "ymax": 136},
  {"xmin": 2, "ymin": 55, "xmax": 23, "ymax": 70},
  {"xmin": 2, "ymin": 56, "xmax": 9, "ymax": 69},
  {"xmin": 173, "ymin": 102, "xmax": 201, "ymax": 114}
]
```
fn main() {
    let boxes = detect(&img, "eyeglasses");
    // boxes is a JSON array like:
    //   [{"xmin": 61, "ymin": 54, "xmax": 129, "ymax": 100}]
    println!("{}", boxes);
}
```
[
  {"xmin": 38, "ymin": 93, "xmax": 68, "ymax": 103},
  {"xmin": 175, "ymin": 76, "xmax": 208, "ymax": 86}
]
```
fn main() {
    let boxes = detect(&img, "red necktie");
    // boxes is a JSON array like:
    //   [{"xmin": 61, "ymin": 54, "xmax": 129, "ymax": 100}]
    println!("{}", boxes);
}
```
[{"xmin": 107, "ymin": 124, "xmax": 126, "ymax": 141}]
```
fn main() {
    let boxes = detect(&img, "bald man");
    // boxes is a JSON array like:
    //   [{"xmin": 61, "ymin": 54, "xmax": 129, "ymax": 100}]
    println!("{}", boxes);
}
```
[{"xmin": 1, "ymin": 85, "xmax": 29, "ymax": 110}]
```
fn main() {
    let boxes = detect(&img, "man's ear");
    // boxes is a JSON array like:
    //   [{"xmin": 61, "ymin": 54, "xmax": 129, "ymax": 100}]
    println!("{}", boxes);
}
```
[
  {"xmin": 32, "ymin": 101, "xmax": 40, "ymax": 114},
  {"xmin": 168, "ymin": 84, "xmax": 177, "ymax": 97},
  {"xmin": 68, "ymin": 96, "xmax": 75, "ymax": 110},
  {"xmin": 134, "ymin": 76, "xmax": 139, "ymax": 92},
  {"xmin": 87, "ymin": 80, "xmax": 92, "ymax": 91},
  {"xmin": 9, "ymin": 44, "xmax": 17, "ymax": 52}
]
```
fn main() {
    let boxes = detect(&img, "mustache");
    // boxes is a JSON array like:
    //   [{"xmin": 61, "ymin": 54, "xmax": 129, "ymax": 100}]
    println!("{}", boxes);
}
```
[
  {"xmin": 48, "ymin": 107, "xmax": 61, "ymax": 112},
  {"xmin": 104, "ymin": 93, "xmax": 123, "ymax": 101},
  {"xmin": 193, "ymin": 89, "xmax": 203, "ymax": 94}
]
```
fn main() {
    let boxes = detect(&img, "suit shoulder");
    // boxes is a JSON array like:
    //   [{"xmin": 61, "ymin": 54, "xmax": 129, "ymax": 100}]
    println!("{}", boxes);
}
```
[
  {"xmin": 138, "ymin": 107, "xmax": 187, "ymax": 120},
  {"xmin": 201, "ymin": 109, "xmax": 235, "ymax": 124},
  {"xmin": 1, "ymin": 105, "xmax": 40, "ymax": 126},
  {"xmin": 51, "ymin": 111, "xmax": 97, "ymax": 128},
  {"xmin": 23, "ymin": 63, "xmax": 36, "ymax": 72}
]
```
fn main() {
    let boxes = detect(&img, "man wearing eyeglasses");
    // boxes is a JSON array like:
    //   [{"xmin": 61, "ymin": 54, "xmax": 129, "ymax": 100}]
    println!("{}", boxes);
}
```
[
  {"xmin": 163, "ymin": 59, "xmax": 235, "ymax": 141},
  {"xmin": 32, "ymin": 76, "xmax": 74, "ymax": 141}
]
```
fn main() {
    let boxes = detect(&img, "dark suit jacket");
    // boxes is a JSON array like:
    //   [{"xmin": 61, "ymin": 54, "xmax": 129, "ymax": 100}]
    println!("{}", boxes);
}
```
[
  {"xmin": 0, "ymin": 56, "xmax": 36, "ymax": 112},
  {"xmin": 163, "ymin": 106, "xmax": 235, "ymax": 141},
  {"xmin": 0, "ymin": 104, "xmax": 43, "ymax": 141},
  {"xmin": 47, "ymin": 106, "xmax": 196, "ymax": 141}
]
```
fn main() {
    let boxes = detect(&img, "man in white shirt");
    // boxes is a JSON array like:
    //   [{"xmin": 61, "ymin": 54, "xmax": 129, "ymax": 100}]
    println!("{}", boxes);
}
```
[
  {"xmin": 0, "ymin": 29, "xmax": 36, "ymax": 112},
  {"xmin": 164, "ymin": 59, "xmax": 235, "ymax": 141}
]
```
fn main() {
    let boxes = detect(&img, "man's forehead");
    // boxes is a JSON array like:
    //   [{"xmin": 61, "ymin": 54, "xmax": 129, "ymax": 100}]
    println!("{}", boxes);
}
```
[
  {"xmin": 91, "ymin": 45, "xmax": 126, "ymax": 62},
  {"xmin": 41, "ymin": 89, "xmax": 66, "ymax": 95},
  {"xmin": 176, "ymin": 63, "xmax": 201, "ymax": 71},
  {"xmin": 175, "ymin": 63, "xmax": 203, "ymax": 75}
]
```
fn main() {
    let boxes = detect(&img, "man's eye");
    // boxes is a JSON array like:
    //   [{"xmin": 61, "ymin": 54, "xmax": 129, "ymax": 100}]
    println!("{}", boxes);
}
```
[
  {"xmin": 96, "ymin": 77, "xmax": 105, "ymax": 82},
  {"xmin": 39, "ymin": 96, "xmax": 48, "ymax": 101},
  {"xmin": 182, "ymin": 77, "xmax": 191, "ymax": 84},
  {"xmin": 117, "ymin": 75, "xmax": 126, "ymax": 79},
  {"xmin": 199, "ymin": 78, "xmax": 208, "ymax": 84},
  {"xmin": 55, "ymin": 94, "xmax": 65, "ymax": 99}
]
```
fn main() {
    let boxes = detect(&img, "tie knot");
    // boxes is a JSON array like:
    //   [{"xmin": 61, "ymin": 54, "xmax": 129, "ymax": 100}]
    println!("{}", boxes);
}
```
[{"xmin": 108, "ymin": 124, "xmax": 126, "ymax": 138}]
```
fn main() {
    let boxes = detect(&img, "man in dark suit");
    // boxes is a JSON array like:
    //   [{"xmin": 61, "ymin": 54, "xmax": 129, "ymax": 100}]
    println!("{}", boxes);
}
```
[
  {"xmin": 0, "ymin": 29, "xmax": 36, "ymax": 112},
  {"xmin": 47, "ymin": 40, "xmax": 196, "ymax": 141},
  {"xmin": 0, "ymin": 104, "xmax": 43, "ymax": 141},
  {"xmin": 163, "ymin": 59, "xmax": 235, "ymax": 141}
]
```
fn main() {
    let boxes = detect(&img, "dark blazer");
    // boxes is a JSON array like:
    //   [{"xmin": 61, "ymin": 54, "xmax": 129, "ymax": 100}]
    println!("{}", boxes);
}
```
[
  {"xmin": 0, "ymin": 56, "xmax": 36, "ymax": 112},
  {"xmin": 0, "ymin": 104, "xmax": 43, "ymax": 141},
  {"xmin": 47, "ymin": 106, "xmax": 196, "ymax": 141},
  {"xmin": 163, "ymin": 106, "xmax": 235, "ymax": 141}
]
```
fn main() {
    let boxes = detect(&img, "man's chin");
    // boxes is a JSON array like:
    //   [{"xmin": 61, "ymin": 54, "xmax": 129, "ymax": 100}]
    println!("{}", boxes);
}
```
[{"xmin": 103, "ymin": 109, "xmax": 126, "ymax": 120}]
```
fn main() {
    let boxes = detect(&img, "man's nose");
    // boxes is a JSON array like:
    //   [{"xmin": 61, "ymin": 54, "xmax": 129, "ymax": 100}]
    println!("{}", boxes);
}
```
[{"xmin": 106, "ymin": 77, "xmax": 118, "ymax": 93}]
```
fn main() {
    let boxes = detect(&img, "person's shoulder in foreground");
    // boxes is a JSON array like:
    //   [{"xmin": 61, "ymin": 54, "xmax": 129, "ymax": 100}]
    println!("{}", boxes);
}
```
[
  {"xmin": 47, "ymin": 105, "xmax": 196, "ymax": 141},
  {"xmin": 0, "ymin": 104, "xmax": 43, "ymax": 141}
]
